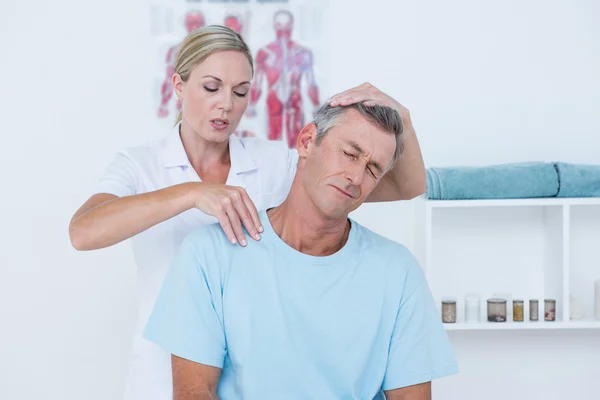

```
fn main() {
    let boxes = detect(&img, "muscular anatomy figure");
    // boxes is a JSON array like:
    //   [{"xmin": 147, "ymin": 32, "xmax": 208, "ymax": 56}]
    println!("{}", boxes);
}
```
[
  {"xmin": 247, "ymin": 10, "xmax": 320, "ymax": 148},
  {"xmin": 157, "ymin": 11, "xmax": 206, "ymax": 118}
]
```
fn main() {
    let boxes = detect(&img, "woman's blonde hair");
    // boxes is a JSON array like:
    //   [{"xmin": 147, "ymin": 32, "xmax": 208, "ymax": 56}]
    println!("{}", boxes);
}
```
[{"xmin": 173, "ymin": 25, "xmax": 254, "ymax": 125}]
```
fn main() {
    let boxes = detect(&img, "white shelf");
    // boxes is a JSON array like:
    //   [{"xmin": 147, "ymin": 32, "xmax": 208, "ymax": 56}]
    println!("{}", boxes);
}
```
[
  {"xmin": 415, "ymin": 196, "xmax": 600, "ymax": 331},
  {"xmin": 444, "ymin": 318, "xmax": 600, "ymax": 331},
  {"xmin": 425, "ymin": 197, "xmax": 600, "ymax": 208}
]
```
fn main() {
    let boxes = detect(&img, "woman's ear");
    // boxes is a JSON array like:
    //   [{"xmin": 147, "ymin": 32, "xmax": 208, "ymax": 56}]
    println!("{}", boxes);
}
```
[
  {"xmin": 172, "ymin": 73, "xmax": 184, "ymax": 101},
  {"xmin": 296, "ymin": 123, "xmax": 317, "ymax": 158}
]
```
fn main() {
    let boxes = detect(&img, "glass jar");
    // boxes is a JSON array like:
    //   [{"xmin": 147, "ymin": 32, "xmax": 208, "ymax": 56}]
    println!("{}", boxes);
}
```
[
  {"xmin": 529, "ymin": 299, "xmax": 539, "ymax": 321},
  {"xmin": 513, "ymin": 300, "xmax": 524, "ymax": 322},
  {"xmin": 544, "ymin": 299, "xmax": 556, "ymax": 321},
  {"xmin": 465, "ymin": 295, "xmax": 480, "ymax": 323},
  {"xmin": 441, "ymin": 300, "xmax": 457, "ymax": 323},
  {"xmin": 487, "ymin": 298, "xmax": 507, "ymax": 322}
]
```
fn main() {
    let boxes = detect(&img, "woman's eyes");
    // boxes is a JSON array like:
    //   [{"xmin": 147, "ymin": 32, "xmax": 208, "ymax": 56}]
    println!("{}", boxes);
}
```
[{"xmin": 203, "ymin": 86, "xmax": 247, "ymax": 97}]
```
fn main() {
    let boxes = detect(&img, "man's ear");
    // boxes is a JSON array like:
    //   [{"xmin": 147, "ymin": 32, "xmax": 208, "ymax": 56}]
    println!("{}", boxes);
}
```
[
  {"xmin": 296, "ymin": 123, "xmax": 317, "ymax": 157},
  {"xmin": 172, "ymin": 73, "xmax": 184, "ymax": 101}
]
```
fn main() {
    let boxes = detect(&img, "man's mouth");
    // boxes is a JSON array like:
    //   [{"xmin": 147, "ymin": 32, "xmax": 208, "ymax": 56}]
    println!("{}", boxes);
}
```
[{"xmin": 332, "ymin": 185, "xmax": 354, "ymax": 198}]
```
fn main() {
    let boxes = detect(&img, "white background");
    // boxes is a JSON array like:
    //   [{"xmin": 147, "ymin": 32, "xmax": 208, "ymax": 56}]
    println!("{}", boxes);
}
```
[{"xmin": 1, "ymin": 0, "xmax": 599, "ymax": 399}]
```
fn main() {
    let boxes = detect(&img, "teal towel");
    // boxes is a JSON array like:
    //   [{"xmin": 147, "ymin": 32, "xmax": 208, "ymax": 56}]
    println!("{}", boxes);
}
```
[
  {"xmin": 555, "ymin": 162, "xmax": 600, "ymax": 197},
  {"xmin": 426, "ymin": 162, "xmax": 560, "ymax": 200}
]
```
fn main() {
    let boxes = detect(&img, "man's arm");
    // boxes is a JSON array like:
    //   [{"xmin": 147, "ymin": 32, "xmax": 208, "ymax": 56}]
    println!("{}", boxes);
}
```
[
  {"xmin": 384, "ymin": 381, "xmax": 431, "ymax": 400},
  {"xmin": 328, "ymin": 82, "xmax": 427, "ymax": 201},
  {"xmin": 172, "ymin": 355, "xmax": 222, "ymax": 400},
  {"xmin": 379, "ymin": 249, "xmax": 458, "ymax": 393},
  {"xmin": 143, "ymin": 230, "xmax": 228, "ymax": 398}
]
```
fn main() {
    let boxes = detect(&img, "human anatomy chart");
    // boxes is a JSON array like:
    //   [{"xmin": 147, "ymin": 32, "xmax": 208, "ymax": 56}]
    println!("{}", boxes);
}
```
[{"xmin": 148, "ymin": 0, "xmax": 329, "ymax": 147}]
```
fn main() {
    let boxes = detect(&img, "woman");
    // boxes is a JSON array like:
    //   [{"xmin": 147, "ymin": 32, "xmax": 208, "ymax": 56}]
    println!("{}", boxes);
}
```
[{"xmin": 69, "ymin": 25, "xmax": 425, "ymax": 400}]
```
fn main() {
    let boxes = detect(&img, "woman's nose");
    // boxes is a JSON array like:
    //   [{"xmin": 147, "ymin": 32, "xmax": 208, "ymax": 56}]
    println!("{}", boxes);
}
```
[{"xmin": 218, "ymin": 92, "xmax": 233, "ymax": 111}]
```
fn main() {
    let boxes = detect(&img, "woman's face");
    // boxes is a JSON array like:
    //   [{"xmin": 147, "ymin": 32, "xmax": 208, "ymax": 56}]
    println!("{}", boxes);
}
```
[{"xmin": 174, "ymin": 50, "xmax": 253, "ymax": 143}]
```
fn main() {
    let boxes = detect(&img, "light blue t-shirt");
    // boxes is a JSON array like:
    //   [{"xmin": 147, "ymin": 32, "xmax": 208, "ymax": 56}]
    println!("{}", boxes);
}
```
[{"xmin": 144, "ymin": 210, "xmax": 458, "ymax": 399}]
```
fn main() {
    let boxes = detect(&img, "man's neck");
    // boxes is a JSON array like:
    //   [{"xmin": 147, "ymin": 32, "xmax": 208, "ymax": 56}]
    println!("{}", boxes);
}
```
[{"xmin": 267, "ymin": 190, "xmax": 351, "ymax": 257}]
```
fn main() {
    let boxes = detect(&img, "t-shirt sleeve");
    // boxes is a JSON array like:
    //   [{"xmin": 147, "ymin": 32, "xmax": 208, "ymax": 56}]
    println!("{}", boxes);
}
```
[
  {"xmin": 382, "ymin": 258, "xmax": 459, "ymax": 391},
  {"xmin": 92, "ymin": 151, "xmax": 140, "ymax": 197},
  {"xmin": 143, "ymin": 233, "xmax": 226, "ymax": 369}
]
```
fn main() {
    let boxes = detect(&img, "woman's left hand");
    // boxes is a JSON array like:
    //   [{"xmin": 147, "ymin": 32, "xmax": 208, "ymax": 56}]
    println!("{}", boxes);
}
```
[{"xmin": 327, "ymin": 82, "xmax": 411, "ymax": 126}]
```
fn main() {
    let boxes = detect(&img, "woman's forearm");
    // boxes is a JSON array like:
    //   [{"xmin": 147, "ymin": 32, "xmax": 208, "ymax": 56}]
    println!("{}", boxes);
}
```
[{"xmin": 69, "ymin": 183, "xmax": 198, "ymax": 251}]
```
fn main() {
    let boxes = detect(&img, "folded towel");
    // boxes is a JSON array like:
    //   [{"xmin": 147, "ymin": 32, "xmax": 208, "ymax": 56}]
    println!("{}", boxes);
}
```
[
  {"xmin": 555, "ymin": 162, "xmax": 600, "ymax": 197},
  {"xmin": 426, "ymin": 162, "xmax": 559, "ymax": 200}
]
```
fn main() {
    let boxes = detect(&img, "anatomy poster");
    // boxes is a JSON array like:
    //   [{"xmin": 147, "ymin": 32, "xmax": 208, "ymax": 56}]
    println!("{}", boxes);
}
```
[{"xmin": 148, "ymin": 0, "xmax": 330, "ymax": 148}]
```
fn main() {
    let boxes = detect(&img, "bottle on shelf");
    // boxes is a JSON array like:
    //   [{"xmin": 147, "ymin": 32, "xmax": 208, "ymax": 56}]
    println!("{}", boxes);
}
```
[
  {"xmin": 513, "ymin": 300, "xmax": 524, "ymax": 322},
  {"xmin": 465, "ymin": 294, "xmax": 480, "ymax": 323},
  {"xmin": 442, "ymin": 299, "xmax": 457, "ymax": 323},
  {"xmin": 529, "ymin": 299, "xmax": 539, "ymax": 321},
  {"xmin": 487, "ymin": 298, "xmax": 507, "ymax": 322},
  {"xmin": 544, "ymin": 299, "xmax": 556, "ymax": 321}
]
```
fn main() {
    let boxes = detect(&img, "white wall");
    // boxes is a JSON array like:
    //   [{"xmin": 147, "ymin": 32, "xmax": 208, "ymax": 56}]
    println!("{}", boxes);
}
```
[{"xmin": 1, "ymin": 0, "xmax": 599, "ymax": 399}]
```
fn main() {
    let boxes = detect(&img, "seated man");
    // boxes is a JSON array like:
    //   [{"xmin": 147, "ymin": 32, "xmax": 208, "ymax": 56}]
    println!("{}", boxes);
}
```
[{"xmin": 144, "ymin": 102, "xmax": 458, "ymax": 399}]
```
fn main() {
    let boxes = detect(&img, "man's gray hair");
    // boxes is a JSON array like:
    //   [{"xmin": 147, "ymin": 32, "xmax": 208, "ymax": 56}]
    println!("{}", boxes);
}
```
[{"xmin": 312, "ymin": 103, "xmax": 404, "ymax": 171}]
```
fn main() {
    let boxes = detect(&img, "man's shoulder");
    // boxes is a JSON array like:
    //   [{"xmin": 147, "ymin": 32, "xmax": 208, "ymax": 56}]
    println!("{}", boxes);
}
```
[
  {"xmin": 352, "ymin": 221, "xmax": 419, "ymax": 269},
  {"xmin": 184, "ymin": 222, "xmax": 231, "ymax": 250},
  {"xmin": 352, "ymin": 222, "xmax": 428, "ymax": 298},
  {"xmin": 179, "ymin": 222, "xmax": 233, "ymax": 265},
  {"xmin": 179, "ymin": 218, "xmax": 275, "ymax": 278},
  {"xmin": 353, "ymin": 221, "xmax": 412, "ymax": 254}
]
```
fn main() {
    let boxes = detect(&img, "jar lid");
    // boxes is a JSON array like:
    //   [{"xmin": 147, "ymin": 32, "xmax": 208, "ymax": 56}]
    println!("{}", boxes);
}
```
[
  {"xmin": 513, "ymin": 299, "xmax": 524, "ymax": 303},
  {"xmin": 442, "ymin": 300, "xmax": 456, "ymax": 304},
  {"xmin": 487, "ymin": 298, "xmax": 506, "ymax": 303}
]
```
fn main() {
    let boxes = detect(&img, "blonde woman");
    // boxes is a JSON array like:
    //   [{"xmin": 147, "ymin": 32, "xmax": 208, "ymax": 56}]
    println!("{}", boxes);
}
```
[{"xmin": 69, "ymin": 25, "xmax": 426, "ymax": 400}]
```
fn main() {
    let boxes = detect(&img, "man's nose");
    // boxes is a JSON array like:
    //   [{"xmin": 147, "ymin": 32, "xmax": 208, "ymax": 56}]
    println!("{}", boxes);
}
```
[{"xmin": 345, "ymin": 163, "xmax": 366, "ymax": 187}]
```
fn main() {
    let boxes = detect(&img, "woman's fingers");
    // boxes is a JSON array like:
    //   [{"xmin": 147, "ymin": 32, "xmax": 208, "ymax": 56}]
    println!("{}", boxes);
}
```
[
  {"xmin": 216, "ymin": 208, "xmax": 237, "ymax": 245},
  {"xmin": 230, "ymin": 189, "xmax": 261, "ymax": 242},
  {"xmin": 329, "ymin": 83, "xmax": 379, "ymax": 107},
  {"xmin": 328, "ymin": 84, "xmax": 364, "ymax": 105},
  {"xmin": 238, "ymin": 188, "xmax": 263, "ymax": 236},
  {"xmin": 223, "ymin": 197, "xmax": 247, "ymax": 246},
  {"xmin": 329, "ymin": 89, "xmax": 362, "ymax": 106},
  {"xmin": 197, "ymin": 184, "xmax": 263, "ymax": 246}
]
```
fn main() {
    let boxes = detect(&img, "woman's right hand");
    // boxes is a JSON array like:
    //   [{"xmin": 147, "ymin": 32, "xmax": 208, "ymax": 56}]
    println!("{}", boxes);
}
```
[{"xmin": 191, "ymin": 183, "xmax": 263, "ymax": 246}]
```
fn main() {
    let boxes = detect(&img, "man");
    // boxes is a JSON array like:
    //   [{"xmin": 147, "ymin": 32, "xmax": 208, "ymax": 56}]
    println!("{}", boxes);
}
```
[{"xmin": 144, "ymin": 102, "xmax": 458, "ymax": 399}]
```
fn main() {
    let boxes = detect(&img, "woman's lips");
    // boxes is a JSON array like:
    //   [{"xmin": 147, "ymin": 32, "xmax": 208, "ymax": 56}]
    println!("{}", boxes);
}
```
[{"xmin": 210, "ymin": 119, "xmax": 229, "ymax": 131}]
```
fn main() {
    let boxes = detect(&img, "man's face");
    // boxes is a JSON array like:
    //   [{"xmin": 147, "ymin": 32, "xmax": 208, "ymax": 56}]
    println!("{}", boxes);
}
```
[{"xmin": 299, "ymin": 109, "xmax": 396, "ymax": 220}]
